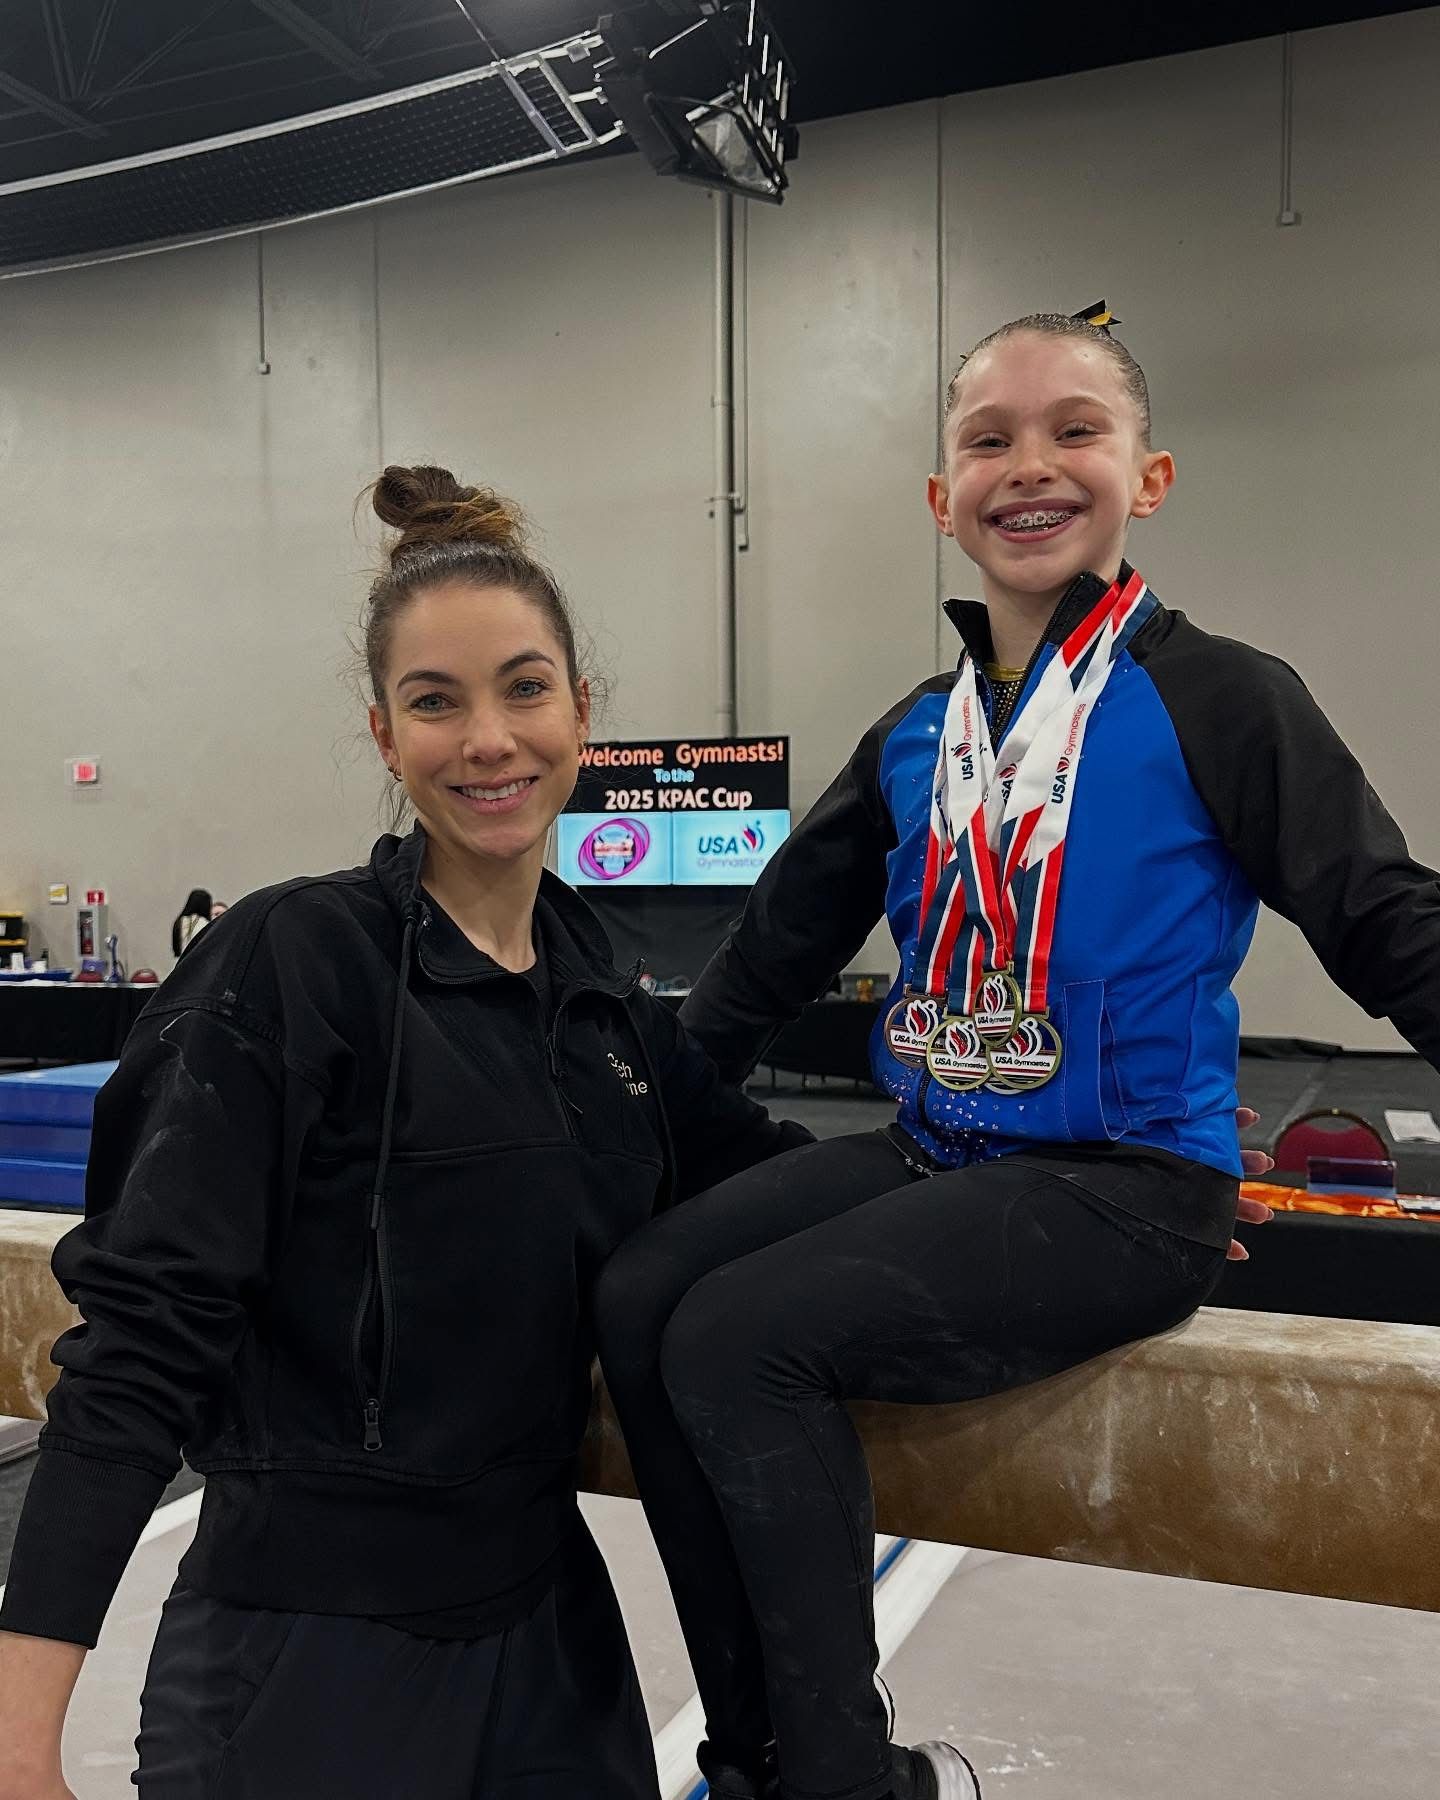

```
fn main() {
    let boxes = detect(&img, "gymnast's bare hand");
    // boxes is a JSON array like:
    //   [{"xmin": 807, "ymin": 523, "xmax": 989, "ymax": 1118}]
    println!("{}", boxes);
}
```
[{"xmin": 1230, "ymin": 1106, "xmax": 1275, "ymax": 1261}]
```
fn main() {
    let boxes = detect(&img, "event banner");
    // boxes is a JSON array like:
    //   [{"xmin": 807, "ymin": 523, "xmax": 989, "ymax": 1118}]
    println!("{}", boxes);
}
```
[
  {"xmin": 568, "ymin": 736, "xmax": 790, "ymax": 815},
  {"xmin": 556, "ymin": 809, "xmax": 791, "ymax": 887},
  {"xmin": 559, "ymin": 738, "xmax": 792, "ymax": 888}
]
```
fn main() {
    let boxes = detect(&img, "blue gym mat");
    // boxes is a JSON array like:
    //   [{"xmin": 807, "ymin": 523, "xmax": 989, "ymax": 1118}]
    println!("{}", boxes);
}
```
[
  {"xmin": 0, "ymin": 1122, "xmax": 93, "ymax": 1161},
  {"xmin": 0, "ymin": 1062, "xmax": 114, "ymax": 1208},
  {"xmin": 0, "ymin": 1061, "xmax": 117, "ymax": 1125},
  {"xmin": 0, "ymin": 1155, "xmax": 88, "ymax": 1209}
]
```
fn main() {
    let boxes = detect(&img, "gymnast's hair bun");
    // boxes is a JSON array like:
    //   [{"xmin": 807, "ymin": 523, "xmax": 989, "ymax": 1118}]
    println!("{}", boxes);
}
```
[{"xmin": 371, "ymin": 463, "xmax": 527, "ymax": 563}]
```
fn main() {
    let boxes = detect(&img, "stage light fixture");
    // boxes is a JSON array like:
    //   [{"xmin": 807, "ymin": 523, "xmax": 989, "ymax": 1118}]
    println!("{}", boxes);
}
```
[{"xmin": 595, "ymin": 1, "xmax": 798, "ymax": 204}]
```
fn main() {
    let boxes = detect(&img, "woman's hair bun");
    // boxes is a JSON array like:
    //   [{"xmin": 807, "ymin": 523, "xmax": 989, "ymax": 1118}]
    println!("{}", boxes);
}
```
[{"xmin": 371, "ymin": 463, "xmax": 526, "ymax": 563}]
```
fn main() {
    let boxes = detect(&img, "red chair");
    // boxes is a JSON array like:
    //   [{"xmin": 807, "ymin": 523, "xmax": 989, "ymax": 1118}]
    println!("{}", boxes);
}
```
[{"xmin": 1272, "ymin": 1108, "xmax": 1390, "ymax": 1181}]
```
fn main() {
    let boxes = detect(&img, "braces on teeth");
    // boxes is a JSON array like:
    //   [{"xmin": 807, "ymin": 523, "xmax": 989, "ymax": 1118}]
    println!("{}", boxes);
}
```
[{"xmin": 996, "ymin": 509, "xmax": 1076, "ymax": 530}]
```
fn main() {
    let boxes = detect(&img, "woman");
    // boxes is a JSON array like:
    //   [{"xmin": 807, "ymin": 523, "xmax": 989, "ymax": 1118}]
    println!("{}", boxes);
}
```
[{"xmin": 0, "ymin": 465, "xmax": 807, "ymax": 1799}]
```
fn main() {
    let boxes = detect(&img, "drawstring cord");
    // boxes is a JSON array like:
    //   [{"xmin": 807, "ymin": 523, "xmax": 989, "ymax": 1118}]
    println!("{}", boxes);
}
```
[
  {"xmin": 360, "ymin": 904, "xmax": 419, "ymax": 1451},
  {"xmin": 370, "ymin": 906, "xmax": 417, "ymax": 1231},
  {"xmin": 547, "ymin": 1007, "xmax": 584, "ymax": 1126}
]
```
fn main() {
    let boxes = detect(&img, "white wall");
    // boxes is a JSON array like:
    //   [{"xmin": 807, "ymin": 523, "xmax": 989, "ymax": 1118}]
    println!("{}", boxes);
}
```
[
  {"xmin": 1, "ymin": 10, "xmax": 1436, "ymax": 1048},
  {"xmin": 376, "ymin": 152, "xmax": 719, "ymax": 739},
  {"xmin": 0, "ymin": 220, "xmax": 384, "ymax": 966}
]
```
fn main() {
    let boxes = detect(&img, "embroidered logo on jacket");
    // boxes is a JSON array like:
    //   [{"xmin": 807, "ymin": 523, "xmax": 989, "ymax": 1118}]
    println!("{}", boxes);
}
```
[{"xmin": 607, "ymin": 1052, "xmax": 650, "ymax": 1097}]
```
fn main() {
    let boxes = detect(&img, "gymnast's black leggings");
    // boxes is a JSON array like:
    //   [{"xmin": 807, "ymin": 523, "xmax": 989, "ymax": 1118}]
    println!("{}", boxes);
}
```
[{"xmin": 594, "ymin": 1129, "xmax": 1232, "ymax": 1800}]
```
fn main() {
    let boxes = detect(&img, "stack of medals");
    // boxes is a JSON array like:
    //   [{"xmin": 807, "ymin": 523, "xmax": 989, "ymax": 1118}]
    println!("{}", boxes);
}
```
[{"xmin": 884, "ymin": 570, "xmax": 1157, "ymax": 1095}]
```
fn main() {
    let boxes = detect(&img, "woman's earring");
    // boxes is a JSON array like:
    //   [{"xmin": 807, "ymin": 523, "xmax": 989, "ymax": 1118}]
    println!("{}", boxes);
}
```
[{"xmin": 388, "ymin": 764, "xmax": 402, "ymax": 782}]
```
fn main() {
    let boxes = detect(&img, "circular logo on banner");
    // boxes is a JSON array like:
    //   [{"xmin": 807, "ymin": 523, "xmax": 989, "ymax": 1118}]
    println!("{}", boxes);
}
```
[
  {"xmin": 884, "ymin": 994, "xmax": 942, "ymax": 1068},
  {"xmin": 925, "ymin": 1014, "xmax": 990, "ymax": 1091},
  {"xmin": 987, "ymin": 1015, "xmax": 1064, "ymax": 1092},
  {"xmin": 578, "ymin": 817, "xmax": 651, "ymax": 881}
]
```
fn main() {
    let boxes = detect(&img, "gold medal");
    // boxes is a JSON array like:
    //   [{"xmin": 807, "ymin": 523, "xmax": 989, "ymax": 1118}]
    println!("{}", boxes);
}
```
[
  {"xmin": 925, "ymin": 1014, "xmax": 990, "ymax": 1091},
  {"xmin": 987, "ymin": 1013, "xmax": 1063, "ymax": 1093},
  {"xmin": 885, "ymin": 994, "xmax": 944, "ymax": 1069}
]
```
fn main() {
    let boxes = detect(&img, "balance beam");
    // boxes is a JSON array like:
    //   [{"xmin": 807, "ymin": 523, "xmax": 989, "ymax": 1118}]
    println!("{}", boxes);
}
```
[
  {"xmin": 582, "ymin": 1306, "xmax": 1440, "ymax": 1612},
  {"xmin": 4, "ymin": 1211, "xmax": 1438, "ymax": 1612},
  {"xmin": 0, "ymin": 1211, "xmax": 75, "ymax": 1421}
]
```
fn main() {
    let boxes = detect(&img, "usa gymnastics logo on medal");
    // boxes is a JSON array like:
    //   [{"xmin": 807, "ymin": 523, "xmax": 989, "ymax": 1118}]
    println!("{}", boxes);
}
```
[{"xmin": 578, "ymin": 817, "xmax": 651, "ymax": 881}]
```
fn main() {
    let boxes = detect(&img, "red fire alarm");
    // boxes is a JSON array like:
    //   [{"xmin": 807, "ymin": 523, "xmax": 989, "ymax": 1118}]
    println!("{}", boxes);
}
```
[{"xmin": 68, "ymin": 758, "xmax": 101, "ymax": 786}]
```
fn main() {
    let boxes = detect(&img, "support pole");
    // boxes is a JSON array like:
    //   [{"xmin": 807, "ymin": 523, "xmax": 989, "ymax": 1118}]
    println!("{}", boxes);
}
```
[{"xmin": 712, "ymin": 189, "xmax": 738, "ymax": 737}]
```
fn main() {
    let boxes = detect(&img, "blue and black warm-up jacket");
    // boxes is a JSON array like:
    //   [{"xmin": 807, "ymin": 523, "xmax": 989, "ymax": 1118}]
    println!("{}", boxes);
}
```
[{"xmin": 683, "ymin": 563, "xmax": 1440, "ymax": 1186}]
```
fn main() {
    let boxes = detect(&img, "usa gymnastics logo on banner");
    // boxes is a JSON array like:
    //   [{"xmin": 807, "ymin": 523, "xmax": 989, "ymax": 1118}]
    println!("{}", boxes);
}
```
[
  {"xmin": 577, "ymin": 818, "xmax": 651, "ymax": 881},
  {"xmin": 693, "ymin": 819, "xmax": 766, "ymax": 871},
  {"xmin": 698, "ymin": 820, "xmax": 765, "ymax": 857},
  {"xmin": 672, "ymin": 811, "xmax": 789, "ymax": 884}
]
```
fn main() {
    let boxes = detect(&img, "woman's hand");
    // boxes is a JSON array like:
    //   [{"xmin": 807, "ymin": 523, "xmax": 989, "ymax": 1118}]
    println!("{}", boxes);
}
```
[
  {"xmin": 0, "ymin": 1736, "xmax": 76, "ymax": 1800},
  {"xmin": 0, "ymin": 1633, "xmax": 84, "ymax": 1800},
  {"xmin": 1230, "ymin": 1106, "xmax": 1276, "ymax": 1261},
  {"xmin": 0, "ymin": 1767, "xmax": 76, "ymax": 1800}
]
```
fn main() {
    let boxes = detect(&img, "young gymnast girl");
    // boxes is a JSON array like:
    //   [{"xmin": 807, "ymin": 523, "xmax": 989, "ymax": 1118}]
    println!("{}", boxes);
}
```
[{"xmin": 594, "ymin": 305, "xmax": 1440, "ymax": 1800}]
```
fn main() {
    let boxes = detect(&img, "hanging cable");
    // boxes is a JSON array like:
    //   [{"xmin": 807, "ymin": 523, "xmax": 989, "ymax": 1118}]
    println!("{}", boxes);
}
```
[
  {"xmin": 256, "ymin": 232, "xmax": 271, "ymax": 373},
  {"xmin": 1277, "ymin": 33, "xmax": 1300, "ymax": 228}
]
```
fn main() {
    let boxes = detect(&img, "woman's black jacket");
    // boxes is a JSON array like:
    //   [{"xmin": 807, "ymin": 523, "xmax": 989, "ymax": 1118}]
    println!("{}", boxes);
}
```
[{"xmin": 0, "ymin": 829, "xmax": 809, "ymax": 1647}]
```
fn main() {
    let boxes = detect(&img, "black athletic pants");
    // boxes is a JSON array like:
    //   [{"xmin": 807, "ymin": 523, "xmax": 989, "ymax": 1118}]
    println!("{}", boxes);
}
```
[
  {"xmin": 594, "ymin": 1130, "xmax": 1232, "ymax": 1800},
  {"xmin": 133, "ymin": 1512, "xmax": 659, "ymax": 1799}
]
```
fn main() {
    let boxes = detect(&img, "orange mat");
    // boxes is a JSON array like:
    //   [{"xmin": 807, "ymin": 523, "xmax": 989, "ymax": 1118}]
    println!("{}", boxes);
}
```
[{"xmin": 1242, "ymin": 1180, "xmax": 1440, "ymax": 1222}]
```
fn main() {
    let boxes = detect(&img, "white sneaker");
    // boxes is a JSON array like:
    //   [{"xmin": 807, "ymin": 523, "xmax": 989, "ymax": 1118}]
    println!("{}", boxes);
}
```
[{"xmin": 912, "ymin": 1740, "xmax": 983, "ymax": 1799}]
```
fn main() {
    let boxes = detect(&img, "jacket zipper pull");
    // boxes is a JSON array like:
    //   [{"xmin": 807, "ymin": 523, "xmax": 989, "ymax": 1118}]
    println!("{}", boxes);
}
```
[{"xmin": 363, "ymin": 1398, "xmax": 383, "ymax": 1452}]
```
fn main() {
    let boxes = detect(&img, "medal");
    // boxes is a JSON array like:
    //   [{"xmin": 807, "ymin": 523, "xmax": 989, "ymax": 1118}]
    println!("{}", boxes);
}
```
[
  {"xmin": 884, "ymin": 993, "xmax": 944, "ymax": 1068},
  {"xmin": 986, "ymin": 1014, "xmax": 1064, "ymax": 1092},
  {"xmin": 886, "ymin": 749, "xmax": 976, "ymax": 1074},
  {"xmin": 913, "ymin": 569, "xmax": 1157, "ymax": 1098},
  {"xmin": 925, "ymin": 1014, "xmax": 990, "ymax": 1091},
  {"xmin": 972, "ymin": 968, "xmax": 1021, "ymax": 1043}
]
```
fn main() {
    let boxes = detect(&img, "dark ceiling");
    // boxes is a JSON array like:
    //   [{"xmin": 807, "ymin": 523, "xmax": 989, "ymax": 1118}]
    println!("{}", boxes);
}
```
[{"xmin": 0, "ymin": 1, "xmax": 1428, "ymax": 187}]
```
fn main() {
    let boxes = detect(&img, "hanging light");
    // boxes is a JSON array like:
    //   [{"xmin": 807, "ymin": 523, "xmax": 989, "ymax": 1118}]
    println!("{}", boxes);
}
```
[{"xmin": 595, "ymin": 1, "xmax": 798, "ymax": 205}]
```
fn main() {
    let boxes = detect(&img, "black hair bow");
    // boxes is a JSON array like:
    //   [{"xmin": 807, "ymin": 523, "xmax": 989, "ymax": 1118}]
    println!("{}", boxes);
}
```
[{"xmin": 1071, "ymin": 300, "xmax": 1119, "ymax": 335}]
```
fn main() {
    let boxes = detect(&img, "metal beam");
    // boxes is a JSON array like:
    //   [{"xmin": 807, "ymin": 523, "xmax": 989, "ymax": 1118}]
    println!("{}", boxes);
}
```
[
  {"xmin": 93, "ymin": 1, "xmax": 232, "ymax": 112},
  {"xmin": 77, "ymin": 0, "xmax": 120, "ymax": 100},
  {"xmin": 449, "ymin": 1, "xmax": 568, "ymax": 154},
  {"xmin": 360, "ymin": 2, "xmax": 450, "ymax": 51},
  {"xmin": 2, "ymin": 54, "xmax": 389, "ymax": 153},
  {"xmin": 249, "ymin": 0, "xmax": 381, "ymax": 83},
  {"xmin": 0, "ymin": 66, "xmax": 106, "ymax": 139},
  {"xmin": 40, "ymin": 0, "xmax": 77, "ymax": 101},
  {"xmin": 363, "ymin": 7, "xmax": 460, "ymax": 55}
]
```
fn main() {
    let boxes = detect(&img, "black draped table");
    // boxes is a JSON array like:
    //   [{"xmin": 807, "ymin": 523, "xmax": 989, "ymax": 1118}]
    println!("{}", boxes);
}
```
[{"xmin": 0, "ymin": 983, "xmax": 153, "ymax": 1066}]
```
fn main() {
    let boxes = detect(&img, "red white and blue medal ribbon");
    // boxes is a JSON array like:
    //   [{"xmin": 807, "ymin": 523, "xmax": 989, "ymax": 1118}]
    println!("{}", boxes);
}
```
[{"xmin": 897, "ymin": 571, "xmax": 1155, "ymax": 1090}]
